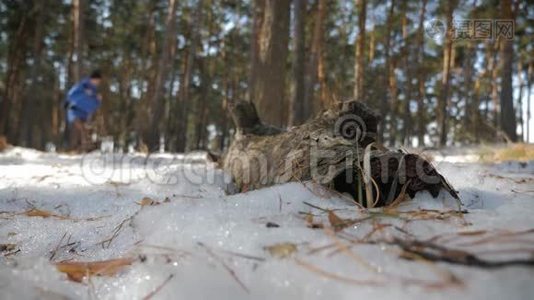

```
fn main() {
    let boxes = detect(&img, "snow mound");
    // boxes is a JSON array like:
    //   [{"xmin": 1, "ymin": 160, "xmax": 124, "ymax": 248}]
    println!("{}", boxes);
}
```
[{"xmin": 1, "ymin": 148, "xmax": 533, "ymax": 299}]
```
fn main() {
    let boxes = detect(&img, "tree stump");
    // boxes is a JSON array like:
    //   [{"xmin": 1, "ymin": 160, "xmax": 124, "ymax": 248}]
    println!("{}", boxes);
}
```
[{"xmin": 223, "ymin": 100, "xmax": 458, "ymax": 207}]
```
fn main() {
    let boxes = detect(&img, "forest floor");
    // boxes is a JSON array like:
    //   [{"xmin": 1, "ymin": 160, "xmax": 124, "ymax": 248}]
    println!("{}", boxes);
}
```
[{"xmin": 0, "ymin": 146, "xmax": 533, "ymax": 300}]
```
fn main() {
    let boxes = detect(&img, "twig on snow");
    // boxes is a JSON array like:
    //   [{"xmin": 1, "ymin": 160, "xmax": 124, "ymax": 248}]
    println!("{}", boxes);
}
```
[
  {"xmin": 197, "ymin": 242, "xmax": 250, "ymax": 293},
  {"xmin": 142, "ymin": 274, "xmax": 174, "ymax": 300}
]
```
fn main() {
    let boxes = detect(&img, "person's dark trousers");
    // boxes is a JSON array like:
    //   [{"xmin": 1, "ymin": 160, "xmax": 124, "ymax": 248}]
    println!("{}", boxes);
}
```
[{"xmin": 68, "ymin": 119, "xmax": 87, "ymax": 152}]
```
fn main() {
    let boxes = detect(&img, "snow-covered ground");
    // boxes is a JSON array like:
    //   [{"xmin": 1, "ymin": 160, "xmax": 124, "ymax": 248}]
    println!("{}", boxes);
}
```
[{"xmin": 0, "ymin": 147, "xmax": 533, "ymax": 300}]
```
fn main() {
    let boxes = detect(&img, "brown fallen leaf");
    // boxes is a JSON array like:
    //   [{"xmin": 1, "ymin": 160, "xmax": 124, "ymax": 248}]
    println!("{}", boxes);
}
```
[
  {"xmin": 137, "ymin": 197, "xmax": 160, "ymax": 207},
  {"xmin": 56, "ymin": 257, "xmax": 135, "ymax": 282},
  {"xmin": 386, "ymin": 179, "xmax": 412, "ymax": 208},
  {"xmin": 327, "ymin": 210, "xmax": 354, "ymax": 232},
  {"xmin": 328, "ymin": 211, "xmax": 344, "ymax": 228},
  {"xmin": 25, "ymin": 208, "xmax": 69, "ymax": 219},
  {"xmin": 264, "ymin": 243, "xmax": 298, "ymax": 258}
]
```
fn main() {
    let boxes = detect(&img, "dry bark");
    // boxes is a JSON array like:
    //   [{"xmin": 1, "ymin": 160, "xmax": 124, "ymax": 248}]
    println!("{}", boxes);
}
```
[
  {"xmin": 147, "ymin": 0, "xmax": 179, "ymax": 149},
  {"xmin": 437, "ymin": 0, "xmax": 456, "ymax": 147},
  {"xmin": 223, "ymin": 100, "xmax": 458, "ymax": 207},
  {"xmin": 353, "ymin": 0, "xmax": 367, "ymax": 101},
  {"xmin": 499, "ymin": 0, "xmax": 518, "ymax": 142},
  {"xmin": 249, "ymin": 0, "xmax": 291, "ymax": 127}
]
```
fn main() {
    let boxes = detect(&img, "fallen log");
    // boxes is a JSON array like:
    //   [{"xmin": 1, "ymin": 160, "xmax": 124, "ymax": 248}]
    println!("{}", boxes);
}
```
[{"xmin": 222, "ymin": 100, "xmax": 458, "ymax": 207}]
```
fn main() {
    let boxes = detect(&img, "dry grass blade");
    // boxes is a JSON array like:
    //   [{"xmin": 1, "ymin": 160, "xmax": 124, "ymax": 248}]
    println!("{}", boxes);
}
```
[
  {"xmin": 369, "ymin": 176, "xmax": 381, "ymax": 207},
  {"xmin": 327, "ymin": 210, "xmax": 362, "ymax": 232},
  {"xmin": 307, "ymin": 243, "xmax": 337, "ymax": 255},
  {"xmin": 386, "ymin": 179, "xmax": 412, "ymax": 208},
  {"xmin": 326, "ymin": 210, "xmax": 373, "ymax": 232},
  {"xmin": 142, "ymin": 274, "xmax": 174, "ymax": 300},
  {"xmin": 50, "ymin": 232, "xmax": 68, "ymax": 261},
  {"xmin": 396, "ymin": 250, "xmax": 463, "ymax": 289},
  {"xmin": 137, "ymin": 244, "xmax": 191, "ymax": 255},
  {"xmin": 327, "ymin": 210, "xmax": 346, "ymax": 231},
  {"xmin": 220, "ymin": 249, "xmax": 266, "ymax": 262},
  {"xmin": 294, "ymin": 258, "xmax": 382, "ymax": 286},
  {"xmin": 302, "ymin": 201, "xmax": 329, "ymax": 212},
  {"xmin": 457, "ymin": 230, "xmax": 487, "ymax": 236},
  {"xmin": 324, "ymin": 228, "xmax": 379, "ymax": 273},
  {"xmin": 362, "ymin": 144, "xmax": 374, "ymax": 208},
  {"xmin": 56, "ymin": 257, "xmax": 135, "ymax": 282},
  {"xmin": 479, "ymin": 143, "xmax": 534, "ymax": 162},
  {"xmin": 98, "ymin": 216, "xmax": 134, "ymax": 249},
  {"xmin": 392, "ymin": 237, "xmax": 534, "ymax": 269},
  {"xmin": 380, "ymin": 209, "xmax": 467, "ymax": 222},
  {"xmin": 360, "ymin": 222, "xmax": 393, "ymax": 241},
  {"xmin": 324, "ymin": 232, "xmax": 463, "ymax": 289},
  {"xmin": 12, "ymin": 206, "xmax": 108, "ymax": 222},
  {"xmin": 198, "ymin": 242, "xmax": 250, "ymax": 293},
  {"xmin": 454, "ymin": 228, "xmax": 534, "ymax": 247}
]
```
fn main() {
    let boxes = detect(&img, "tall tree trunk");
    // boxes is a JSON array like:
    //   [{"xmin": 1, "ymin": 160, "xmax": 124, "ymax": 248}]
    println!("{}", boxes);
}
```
[
  {"xmin": 481, "ymin": 39, "xmax": 497, "ymax": 126},
  {"xmin": 380, "ymin": 0, "xmax": 394, "ymax": 144},
  {"xmin": 51, "ymin": 71, "xmax": 61, "ymax": 144},
  {"xmin": 490, "ymin": 42, "xmax": 500, "ymax": 127},
  {"xmin": 316, "ymin": 1, "xmax": 328, "ymax": 112},
  {"xmin": 70, "ymin": 0, "xmax": 84, "ymax": 85},
  {"xmin": 526, "ymin": 63, "xmax": 532, "ymax": 143},
  {"xmin": 19, "ymin": 0, "xmax": 47, "ymax": 147},
  {"xmin": 462, "ymin": 0, "xmax": 479, "ymax": 143},
  {"xmin": 0, "ymin": 6, "xmax": 31, "ymax": 139},
  {"xmin": 353, "ymin": 0, "xmax": 366, "ymax": 101},
  {"xmin": 135, "ymin": 2, "xmax": 158, "ymax": 149},
  {"xmin": 461, "ymin": 50, "xmax": 474, "ymax": 143},
  {"xmin": 517, "ymin": 59, "xmax": 524, "ymax": 141},
  {"xmin": 368, "ymin": 23, "xmax": 375, "ymax": 62},
  {"xmin": 289, "ymin": 0, "xmax": 306, "ymax": 126},
  {"xmin": 249, "ymin": 0, "xmax": 290, "ymax": 127},
  {"xmin": 147, "ymin": 0, "xmax": 179, "ymax": 149},
  {"xmin": 195, "ymin": 59, "xmax": 211, "ymax": 149},
  {"xmin": 176, "ymin": 0, "xmax": 204, "ymax": 152},
  {"xmin": 473, "ymin": 77, "xmax": 482, "ymax": 142},
  {"xmin": 415, "ymin": 0, "xmax": 427, "ymax": 147},
  {"xmin": 499, "ymin": 0, "xmax": 518, "ymax": 142},
  {"xmin": 219, "ymin": 83, "xmax": 229, "ymax": 151},
  {"xmin": 304, "ymin": 0, "xmax": 327, "ymax": 114},
  {"xmin": 387, "ymin": 58, "xmax": 398, "ymax": 146},
  {"xmin": 118, "ymin": 55, "xmax": 133, "ymax": 149},
  {"xmin": 437, "ymin": 0, "xmax": 456, "ymax": 147},
  {"xmin": 195, "ymin": 5, "xmax": 215, "ymax": 149},
  {"xmin": 400, "ymin": 1, "xmax": 412, "ymax": 146}
]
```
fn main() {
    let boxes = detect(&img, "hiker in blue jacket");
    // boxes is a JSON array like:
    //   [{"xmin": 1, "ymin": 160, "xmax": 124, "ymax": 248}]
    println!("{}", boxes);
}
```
[{"xmin": 65, "ymin": 70, "xmax": 103, "ymax": 151}]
